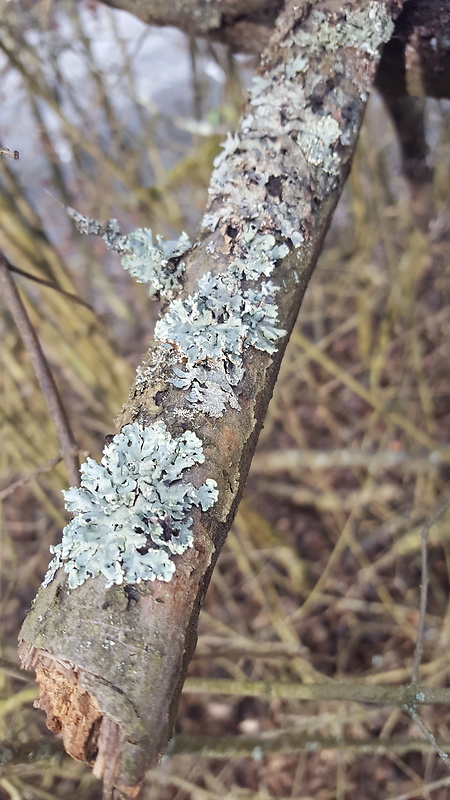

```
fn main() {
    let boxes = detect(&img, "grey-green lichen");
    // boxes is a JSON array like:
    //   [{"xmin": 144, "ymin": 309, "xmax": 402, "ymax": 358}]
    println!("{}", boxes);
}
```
[
  {"xmin": 202, "ymin": 1, "xmax": 394, "ymax": 243},
  {"xmin": 284, "ymin": 4, "xmax": 395, "ymax": 59},
  {"xmin": 154, "ymin": 223, "xmax": 288, "ymax": 417},
  {"xmin": 43, "ymin": 421, "xmax": 218, "ymax": 589},
  {"xmin": 67, "ymin": 207, "xmax": 191, "ymax": 299}
]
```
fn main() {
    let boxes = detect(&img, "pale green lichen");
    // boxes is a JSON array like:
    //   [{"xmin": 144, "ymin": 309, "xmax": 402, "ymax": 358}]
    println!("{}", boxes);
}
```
[
  {"xmin": 43, "ymin": 421, "xmax": 218, "ymax": 589},
  {"xmin": 67, "ymin": 207, "xmax": 191, "ymax": 299},
  {"xmin": 283, "ymin": 4, "xmax": 395, "ymax": 59},
  {"xmin": 154, "ymin": 223, "xmax": 288, "ymax": 417},
  {"xmin": 202, "ymin": 1, "xmax": 394, "ymax": 241}
]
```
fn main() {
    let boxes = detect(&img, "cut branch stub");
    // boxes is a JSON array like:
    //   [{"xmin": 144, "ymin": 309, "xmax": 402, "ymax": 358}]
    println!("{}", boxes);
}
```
[{"xmin": 19, "ymin": 1, "xmax": 403, "ymax": 797}]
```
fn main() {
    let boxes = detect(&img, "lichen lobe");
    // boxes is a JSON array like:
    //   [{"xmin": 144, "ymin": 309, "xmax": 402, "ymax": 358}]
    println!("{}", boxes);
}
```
[{"xmin": 43, "ymin": 421, "xmax": 218, "ymax": 590}]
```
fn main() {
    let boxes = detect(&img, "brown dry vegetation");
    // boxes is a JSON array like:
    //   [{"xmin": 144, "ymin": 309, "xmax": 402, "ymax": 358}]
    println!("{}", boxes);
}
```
[{"xmin": 1, "ymin": 2, "xmax": 450, "ymax": 799}]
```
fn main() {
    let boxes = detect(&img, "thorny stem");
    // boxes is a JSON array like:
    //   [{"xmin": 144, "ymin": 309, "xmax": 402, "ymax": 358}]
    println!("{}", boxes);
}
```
[{"xmin": 0, "ymin": 255, "xmax": 81, "ymax": 486}]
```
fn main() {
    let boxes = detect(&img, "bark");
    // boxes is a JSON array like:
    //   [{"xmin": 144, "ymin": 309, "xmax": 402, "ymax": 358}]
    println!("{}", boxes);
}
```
[
  {"xmin": 19, "ymin": 1, "xmax": 403, "ymax": 798},
  {"xmin": 100, "ymin": 0, "xmax": 283, "ymax": 52},
  {"xmin": 382, "ymin": 93, "xmax": 434, "ymax": 228},
  {"xmin": 99, "ymin": 0, "xmax": 450, "ymax": 99},
  {"xmin": 375, "ymin": 0, "xmax": 450, "ymax": 98}
]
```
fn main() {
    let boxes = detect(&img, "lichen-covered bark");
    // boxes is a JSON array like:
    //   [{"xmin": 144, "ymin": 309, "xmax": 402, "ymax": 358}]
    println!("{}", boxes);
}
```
[
  {"xmin": 19, "ymin": 1, "xmax": 403, "ymax": 797},
  {"xmin": 100, "ymin": 0, "xmax": 283, "ymax": 52},
  {"xmin": 98, "ymin": 0, "xmax": 450, "ymax": 100}
]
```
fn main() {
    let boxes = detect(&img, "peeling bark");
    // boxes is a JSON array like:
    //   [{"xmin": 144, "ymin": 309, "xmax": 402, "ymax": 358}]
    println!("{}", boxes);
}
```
[{"xmin": 19, "ymin": 1, "xmax": 403, "ymax": 797}]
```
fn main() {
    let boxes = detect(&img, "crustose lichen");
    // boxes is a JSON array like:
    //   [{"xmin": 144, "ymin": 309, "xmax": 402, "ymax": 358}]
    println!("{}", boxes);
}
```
[{"xmin": 43, "ymin": 421, "xmax": 218, "ymax": 589}]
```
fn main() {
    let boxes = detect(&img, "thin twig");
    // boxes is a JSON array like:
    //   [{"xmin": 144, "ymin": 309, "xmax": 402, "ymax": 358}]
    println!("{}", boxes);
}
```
[
  {"xmin": 251, "ymin": 447, "xmax": 450, "ymax": 473},
  {"xmin": 0, "ymin": 455, "xmax": 62, "ymax": 500},
  {"xmin": 166, "ymin": 732, "xmax": 450, "ymax": 760},
  {"xmin": 0, "ymin": 657, "xmax": 35, "ymax": 683},
  {"xmin": 406, "ymin": 707, "xmax": 450, "ymax": 769},
  {"xmin": 7, "ymin": 263, "xmax": 92, "ymax": 310},
  {"xmin": 411, "ymin": 500, "xmax": 450, "ymax": 684},
  {"xmin": 0, "ymin": 255, "xmax": 80, "ymax": 486},
  {"xmin": 183, "ymin": 677, "xmax": 450, "ymax": 706}
]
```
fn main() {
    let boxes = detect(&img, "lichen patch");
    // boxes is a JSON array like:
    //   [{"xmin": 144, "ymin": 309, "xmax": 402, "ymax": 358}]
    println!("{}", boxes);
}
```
[
  {"xmin": 43, "ymin": 421, "xmax": 218, "ymax": 589},
  {"xmin": 154, "ymin": 224, "xmax": 288, "ymax": 417},
  {"xmin": 66, "ymin": 208, "xmax": 191, "ymax": 299}
]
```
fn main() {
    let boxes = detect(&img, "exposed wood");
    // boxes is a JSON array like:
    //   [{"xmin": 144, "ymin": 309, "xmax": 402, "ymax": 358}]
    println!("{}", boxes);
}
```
[{"xmin": 19, "ymin": 1, "xmax": 403, "ymax": 797}]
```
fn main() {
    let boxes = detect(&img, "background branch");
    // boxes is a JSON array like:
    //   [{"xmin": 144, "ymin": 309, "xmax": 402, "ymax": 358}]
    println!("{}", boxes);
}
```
[{"xmin": 0, "ymin": 256, "xmax": 81, "ymax": 487}]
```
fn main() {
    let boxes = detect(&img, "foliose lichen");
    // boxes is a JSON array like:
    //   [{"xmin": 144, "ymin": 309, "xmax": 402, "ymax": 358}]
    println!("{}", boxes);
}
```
[
  {"xmin": 202, "ymin": 1, "xmax": 394, "ymax": 243},
  {"xmin": 67, "ymin": 207, "xmax": 191, "ymax": 299},
  {"xmin": 154, "ymin": 223, "xmax": 288, "ymax": 417},
  {"xmin": 43, "ymin": 421, "xmax": 218, "ymax": 589},
  {"xmin": 284, "ymin": 4, "xmax": 395, "ymax": 59}
]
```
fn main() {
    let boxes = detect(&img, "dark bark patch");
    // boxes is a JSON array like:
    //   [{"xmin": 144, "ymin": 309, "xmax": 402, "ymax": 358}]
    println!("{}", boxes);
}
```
[{"xmin": 265, "ymin": 175, "xmax": 283, "ymax": 199}]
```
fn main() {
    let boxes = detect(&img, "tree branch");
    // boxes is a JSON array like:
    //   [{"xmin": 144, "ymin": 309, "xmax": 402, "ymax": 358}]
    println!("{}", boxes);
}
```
[
  {"xmin": 98, "ymin": 0, "xmax": 450, "ymax": 100},
  {"xmin": 18, "ymin": 1, "xmax": 403, "ymax": 797},
  {"xmin": 0, "ymin": 256, "xmax": 80, "ymax": 487}
]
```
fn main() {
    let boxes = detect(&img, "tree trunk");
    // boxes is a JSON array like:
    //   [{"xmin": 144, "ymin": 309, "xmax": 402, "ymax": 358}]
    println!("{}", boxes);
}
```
[{"xmin": 19, "ymin": 1, "xmax": 403, "ymax": 797}]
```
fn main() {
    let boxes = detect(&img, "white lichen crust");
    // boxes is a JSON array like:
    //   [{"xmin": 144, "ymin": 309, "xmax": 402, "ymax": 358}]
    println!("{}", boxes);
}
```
[
  {"xmin": 154, "ymin": 224, "xmax": 288, "ymax": 417},
  {"xmin": 43, "ymin": 421, "xmax": 218, "ymax": 589},
  {"xmin": 67, "ymin": 207, "xmax": 191, "ymax": 299}
]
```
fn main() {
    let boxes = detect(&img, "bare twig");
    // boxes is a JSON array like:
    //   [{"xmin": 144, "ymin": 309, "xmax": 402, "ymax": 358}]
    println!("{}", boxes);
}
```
[
  {"xmin": 411, "ymin": 500, "xmax": 450, "ymax": 684},
  {"xmin": 406, "ymin": 707, "xmax": 450, "ymax": 769},
  {"xmin": 183, "ymin": 677, "xmax": 450, "ymax": 706},
  {"xmin": 4, "ymin": 726, "xmax": 447, "ymax": 783},
  {"xmin": 251, "ymin": 447, "xmax": 450, "ymax": 474},
  {"xmin": 0, "ymin": 455, "xmax": 62, "ymax": 501},
  {"xmin": 0, "ymin": 657, "xmax": 35, "ymax": 683},
  {"xmin": 166, "ymin": 732, "xmax": 450, "ymax": 759},
  {"xmin": 7, "ymin": 263, "xmax": 93, "ymax": 310},
  {"xmin": 0, "ymin": 256, "xmax": 80, "ymax": 486}
]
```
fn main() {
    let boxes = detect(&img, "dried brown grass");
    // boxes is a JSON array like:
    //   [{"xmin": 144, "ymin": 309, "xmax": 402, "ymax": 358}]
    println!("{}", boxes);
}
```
[{"xmin": 1, "ymin": 2, "xmax": 450, "ymax": 798}]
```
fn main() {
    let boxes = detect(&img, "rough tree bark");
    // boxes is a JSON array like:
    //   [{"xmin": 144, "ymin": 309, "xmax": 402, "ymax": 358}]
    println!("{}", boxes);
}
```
[
  {"xmin": 19, "ymin": 1, "xmax": 403, "ymax": 798},
  {"xmin": 99, "ymin": 0, "xmax": 450, "ymax": 99}
]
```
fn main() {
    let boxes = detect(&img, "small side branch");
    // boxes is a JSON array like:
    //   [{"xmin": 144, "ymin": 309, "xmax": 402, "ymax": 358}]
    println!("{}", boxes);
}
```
[
  {"xmin": 0, "ymin": 255, "xmax": 80, "ymax": 486},
  {"xmin": 411, "ymin": 500, "xmax": 450, "ymax": 685}
]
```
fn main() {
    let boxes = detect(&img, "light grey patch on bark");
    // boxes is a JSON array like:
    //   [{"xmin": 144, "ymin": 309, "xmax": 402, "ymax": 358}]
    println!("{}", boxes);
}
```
[
  {"xmin": 135, "ymin": 345, "xmax": 178, "ymax": 393},
  {"xmin": 154, "ymin": 224, "xmax": 287, "ymax": 417},
  {"xmin": 66, "ymin": 207, "xmax": 191, "ymax": 299},
  {"xmin": 42, "ymin": 421, "xmax": 218, "ymax": 589},
  {"xmin": 284, "ymin": 4, "xmax": 396, "ymax": 59},
  {"xmin": 202, "ymin": 2, "xmax": 395, "ymax": 243}
]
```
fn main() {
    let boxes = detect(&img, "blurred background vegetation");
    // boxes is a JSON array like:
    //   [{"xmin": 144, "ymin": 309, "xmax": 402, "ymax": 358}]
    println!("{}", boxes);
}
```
[{"xmin": 1, "ymin": 1, "xmax": 450, "ymax": 798}]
